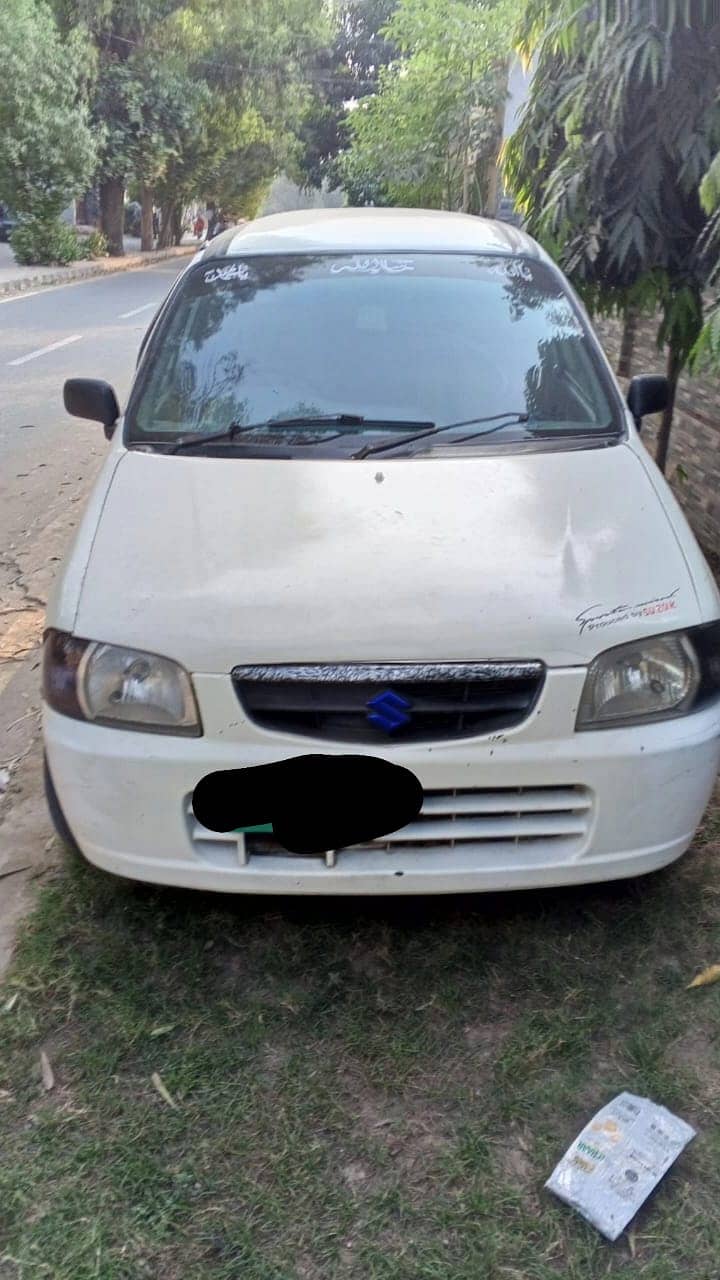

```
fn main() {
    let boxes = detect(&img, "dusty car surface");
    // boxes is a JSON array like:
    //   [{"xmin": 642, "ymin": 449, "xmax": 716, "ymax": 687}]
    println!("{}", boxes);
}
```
[{"xmin": 43, "ymin": 208, "xmax": 720, "ymax": 893}]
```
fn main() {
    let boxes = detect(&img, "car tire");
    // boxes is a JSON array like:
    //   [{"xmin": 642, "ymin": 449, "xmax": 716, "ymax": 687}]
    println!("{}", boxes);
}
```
[{"xmin": 43, "ymin": 754, "xmax": 81, "ymax": 854}]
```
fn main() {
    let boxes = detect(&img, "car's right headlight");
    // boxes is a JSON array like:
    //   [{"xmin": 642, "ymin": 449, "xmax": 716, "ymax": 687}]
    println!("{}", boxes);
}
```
[
  {"xmin": 576, "ymin": 622, "xmax": 720, "ymax": 729},
  {"xmin": 43, "ymin": 629, "xmax": 202, "ymax": 736}
]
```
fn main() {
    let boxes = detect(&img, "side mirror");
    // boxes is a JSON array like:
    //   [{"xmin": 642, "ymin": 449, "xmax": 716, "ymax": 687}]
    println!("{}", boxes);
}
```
[
  {"xmin": 626, "ymin": 375, "xmax": 669, "ymax": 432},
  {"xmin": 64, "ymin": 378, "xmax": 120, "ymax": 440}
]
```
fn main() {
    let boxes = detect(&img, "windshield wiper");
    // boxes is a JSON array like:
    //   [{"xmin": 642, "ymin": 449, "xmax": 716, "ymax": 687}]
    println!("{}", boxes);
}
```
[
  {"xmin": 168, "ymin": 414, "xmax": 370, "ymax": 454},
  {"xmin": 353, "ymin": 411, "xmax": 530, "ymax": 458},
  {"xmin": 167, "ymin": 414, "xmax": 430, "ymax": 455}
]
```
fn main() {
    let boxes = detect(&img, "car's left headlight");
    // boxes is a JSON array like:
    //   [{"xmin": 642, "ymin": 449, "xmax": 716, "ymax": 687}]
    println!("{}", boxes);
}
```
[
  {"xmin": 43, "ymin": 630, "xmax": 202, "ymax": 735},
  {"xmin": 576, "ymin": 623, "xmax": 720, "ymax": 729}
]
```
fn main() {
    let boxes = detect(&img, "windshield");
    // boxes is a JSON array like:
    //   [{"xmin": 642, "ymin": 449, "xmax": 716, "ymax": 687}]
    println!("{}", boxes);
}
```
[{"xmin": 125, "ymin": 252, "xmax": 621, "ymax": 453}]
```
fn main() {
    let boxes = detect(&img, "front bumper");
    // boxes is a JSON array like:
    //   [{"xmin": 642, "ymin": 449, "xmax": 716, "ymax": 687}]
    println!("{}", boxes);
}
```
[{"xmin": 43, "ymin": 670, "xmax": 720, "ymax": 894}]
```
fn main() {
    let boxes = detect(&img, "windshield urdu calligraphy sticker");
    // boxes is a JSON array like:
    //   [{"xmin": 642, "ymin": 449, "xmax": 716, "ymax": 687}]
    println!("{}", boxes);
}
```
[
  {"xmin": 330, "ymin": 256, "xmax": 416, "ymax": 276},
  {"xmin": 576, "ymin": 588, "xmax": 680, "ymax": 635},
  {"xmin": 483, "ymin": 258, "xmax": 534, "ymax": 282},
  {"xmin": 203, "ymin": 262, "xmax": 251, "ymax": 284}
]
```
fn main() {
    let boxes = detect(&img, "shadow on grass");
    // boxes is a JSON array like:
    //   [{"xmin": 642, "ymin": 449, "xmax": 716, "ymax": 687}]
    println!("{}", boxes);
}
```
[{"xmin": 104, "ymin": 853, "xmax": 689, "ymax": 941}]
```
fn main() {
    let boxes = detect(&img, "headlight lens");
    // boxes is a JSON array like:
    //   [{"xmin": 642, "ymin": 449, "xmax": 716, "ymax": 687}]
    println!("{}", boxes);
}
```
[
  {"xmin": 576, "ymin": 631, "xmax": 702, "ymax": 729},
  {"xmin": 43, "ymin": 630, "xmax": 201, "ymax": 735}
]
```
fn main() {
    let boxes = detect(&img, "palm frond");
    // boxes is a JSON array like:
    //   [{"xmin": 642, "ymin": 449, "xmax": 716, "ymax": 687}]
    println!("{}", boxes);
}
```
[{"xmin": 700, "ymin": 148, "xmax": 720, "ymax": 211}]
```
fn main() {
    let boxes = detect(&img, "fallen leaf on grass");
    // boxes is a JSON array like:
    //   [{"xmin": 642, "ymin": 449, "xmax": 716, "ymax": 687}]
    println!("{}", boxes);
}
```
[
  {"xmin": 687, "ymin": 964, "xmax": 720, "ymax": 989},
  {"xmin": 2, "ymin": 993, "xmax": 19, "ymax": 1013},
  {"xmin": 151, "ymin": 1072, "xmax": 179, "ymax": 1109},
  {"xmin": 414, "ymin": 995, "xmax": 437, "ymax": 1011},
  {"xmin": 40, "ymin": 1051, "xmax": 55, "ymax": 1091},
  {"xmin": 149, "ymin": 1025, "xmax": 175, "ymax": 1038}
]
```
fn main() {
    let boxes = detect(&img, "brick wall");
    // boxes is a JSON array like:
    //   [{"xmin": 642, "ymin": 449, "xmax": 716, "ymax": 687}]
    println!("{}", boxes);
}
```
[{"xmin": 593, "ymin": 311, "xmax": 720, "ymax": 556}]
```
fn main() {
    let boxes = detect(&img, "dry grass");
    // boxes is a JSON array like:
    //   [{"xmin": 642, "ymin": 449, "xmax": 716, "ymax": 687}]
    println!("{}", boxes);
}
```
[{"xmin": 1, "ymin": 792, "xmax": 719, "ymax": 1279}]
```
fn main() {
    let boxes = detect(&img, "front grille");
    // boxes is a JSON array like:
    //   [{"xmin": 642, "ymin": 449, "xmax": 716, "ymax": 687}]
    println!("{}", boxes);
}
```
[
  {"xmin": 187, "ymin": 786, "xmax": 592, "ymax": 868},
  {"xmin": 231, "ymin": 662, "xmax": 544, "ymax": 744}
]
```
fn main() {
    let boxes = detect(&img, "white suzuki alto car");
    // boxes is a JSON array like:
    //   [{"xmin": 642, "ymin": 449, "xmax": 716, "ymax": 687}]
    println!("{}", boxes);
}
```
[{"xmin": 43, "ymin": 208, "xmax": 720, "ymax": 894}]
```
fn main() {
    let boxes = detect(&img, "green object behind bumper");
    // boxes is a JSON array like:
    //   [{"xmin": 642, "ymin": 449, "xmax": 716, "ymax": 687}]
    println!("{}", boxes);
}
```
[{"xmin": 234, "ymin": 823, "xmax": 274, "ymax": 834}]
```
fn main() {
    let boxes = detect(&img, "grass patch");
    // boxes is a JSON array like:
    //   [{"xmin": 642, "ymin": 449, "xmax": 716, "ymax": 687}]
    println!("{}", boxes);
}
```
[{"xmin": 1, "ymin": 794, "xmax": 719, "ymax": 1279}]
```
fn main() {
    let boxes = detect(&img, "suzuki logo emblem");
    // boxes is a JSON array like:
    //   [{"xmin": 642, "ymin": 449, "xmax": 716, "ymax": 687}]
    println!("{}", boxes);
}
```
[{"xmin": 366, "ymin": 688, "xmax": 413, "ymax": 733}]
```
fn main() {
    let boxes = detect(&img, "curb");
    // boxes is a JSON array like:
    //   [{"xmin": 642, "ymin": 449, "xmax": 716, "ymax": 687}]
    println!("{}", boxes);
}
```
[{"xmin": 0, "ymin": 244, "xmax": 197, "ymax": 300}]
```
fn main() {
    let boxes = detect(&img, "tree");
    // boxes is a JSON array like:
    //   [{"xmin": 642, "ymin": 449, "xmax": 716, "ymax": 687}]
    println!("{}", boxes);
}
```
[
  {"xmin": 154, "ymin": 103, "xmax": 277, "ymax": 242},
  {"xmin": 690, "ymin": 147, "xmax": 720, "ymax": 369},
  {"xmin": 503, "ymin": 0, "xmax": 720, "ymax": 472},
  {"xmin": 291, "ymin": 0, "xmax": 400, "ymax": 192},
  {"xmin": 126, "ymin": 49, "xmax": 200, "ymax": 250},
  {"xmin": 150, "ymin": 0, "xmax": 330, "ymax": 237},
  {"xmin": 339, "ymin": 0, "xmax": 520, "ymax": 213},
  {"xmin": 53, "ymin": 0, "xmax": 191, "ymax": 255},
  {"xmin": 0, "ymin": 0, "xmax": 97, "ymax": 222}
]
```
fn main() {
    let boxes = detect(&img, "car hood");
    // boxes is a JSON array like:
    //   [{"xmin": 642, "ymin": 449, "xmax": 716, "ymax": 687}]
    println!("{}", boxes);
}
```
[{"xmin": 73, "ymin": 442, "xmax": 701, "ymax": 671}]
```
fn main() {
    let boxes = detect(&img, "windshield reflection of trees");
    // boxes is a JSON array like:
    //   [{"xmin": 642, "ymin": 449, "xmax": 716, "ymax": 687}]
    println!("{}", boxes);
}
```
[
  {"xmin": 150, "ymin": 255, "xmax": 322, "ymax": 433},
  {"xmin": 524, "ymin": 335, "xmax": 604, "ymax": 426},
  {"xmin": 469, "ymin": 259, "xmax": 596, "ymax": 428},
  {"xmin": 146, "ymin": 252, "xmax": 602, "ymax": 437}
]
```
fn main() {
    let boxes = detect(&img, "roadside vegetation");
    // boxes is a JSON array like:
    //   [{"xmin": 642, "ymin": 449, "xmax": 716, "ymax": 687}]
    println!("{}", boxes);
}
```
[
  {"xmin": 502, "ymin": 0, "xmax": 720, "ymax": 472},
  {"xmin": 1, "ymin": 794, "xmax": 718, "ymax": 1279},
  {"xmin": 5, "ymin": 0, "xmax": 720, "ymax": 471}
]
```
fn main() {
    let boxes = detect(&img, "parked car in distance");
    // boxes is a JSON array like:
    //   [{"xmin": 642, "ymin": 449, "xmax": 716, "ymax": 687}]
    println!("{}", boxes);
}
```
[
  {"xmin": 0, "ymin": 204, "xmax": 17, "ymax": 241},
  {"xmin": 123, "ymin": 201, "xmax": 142, "ymax": 238},
  {"xmin": 44, "ymin": 208, "xmax": 720, "ymax": 895},
  {"xmin": 496, "ymin": 195, "xmax": 523, "ymax": 227}
]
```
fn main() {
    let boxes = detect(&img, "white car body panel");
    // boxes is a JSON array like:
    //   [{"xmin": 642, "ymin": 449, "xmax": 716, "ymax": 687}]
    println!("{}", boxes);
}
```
[
  {"xmin": 43, "ymin": 209, "xmax": 720, "ymax": 894},
  {"xmin": 223, "ymin": 207, "xmax": 548, "ymax": 261},
  {"xmin": 44, "ymin": 446, "xmax": 125, "ymax": 634},
  {"xmin": 70, "ymin": 439, "xmax": 711, "ymax": 671},
  {"xmin": 44, "ymin": 692, "xmax": 720, "ymax": 894}
]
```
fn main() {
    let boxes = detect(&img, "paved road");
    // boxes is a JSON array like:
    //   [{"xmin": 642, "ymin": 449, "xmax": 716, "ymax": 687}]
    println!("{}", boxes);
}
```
[
  {"xmin": 0, "ymin": 260, "xmax": 187, "ymax": 963},
  {"xmin": 0, "ymin": 260, "xmax": 187, "ymax": 672}
]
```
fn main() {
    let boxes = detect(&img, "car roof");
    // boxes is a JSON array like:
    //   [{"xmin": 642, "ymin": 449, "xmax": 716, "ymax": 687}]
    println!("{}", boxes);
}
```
[{"xmin": 200, "ymin": 206, "xmax": 547, "ymax": 262}]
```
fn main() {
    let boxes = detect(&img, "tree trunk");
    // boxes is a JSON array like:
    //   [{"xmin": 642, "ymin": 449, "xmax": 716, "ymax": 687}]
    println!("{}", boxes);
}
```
[
  {"xmin": 463, "ymin": 60, "xmax": 474, "ymax": 214},
  {"xmin": 99, "ymin": 177, "xmax": 125, "ymax": 257},
  {"xmin": 655, "ymin": 344, "xmax": 681, "ymax": 475},
  {"xmin": 484, "ymin": 151, "xmax": 501, "ymax": 219},
  {"xmin": 482, "ymin": 61, "xmax": 510, "ymax": 218},
  {"xmin": 158, "ymin": 201, "xmax": 175, "ymax": 249},
  {"xmin": 617, "ymin": 306, "xmax": 638, "ymax": 378},
  {"xmin": 171, "ymin": 204, "xmax": 183, "ymax": 245},
  {"xmin": 140, "ymin": 184, "xmax": 154, "ymax": 252},
  {"xmin": 462, "ymin": 150, "xmax": 471, "ymax": 214}
]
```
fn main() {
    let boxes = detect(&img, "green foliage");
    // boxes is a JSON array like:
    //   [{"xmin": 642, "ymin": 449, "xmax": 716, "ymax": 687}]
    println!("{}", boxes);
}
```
[
  {"xmin": 689, "ymin": 299, "xmax": 720, "ymax": 370},
  {"xmin": 291, "ymin": 0, "xmax": 400, "ymax": 191},
  {"xmin": 341, "ymin": 0, "xmax": 521, "ymax": 211},
  {"xmin": 504, "ymin": 1, "xmax": 720, "ymax": 382},
  {"xmin": 53, "ymin": 0, "xmax": 193, "ymax": 189},
  {"xmin": 10, "ymin": 216, "xmax": 82, "ymax": 266},
  {"xmin": 189, "ymin": 0, "xmax": 332, "ymax": 187},
  {"xmin": 77, "ymin": 229, "xmax": 109, "ymax": 259},
  {"xmin": 699, "ymin": 150, "xmax": 720, "ymax": 214},
  {"xmin": 49, "ymin": 0, "xmax": 331, "ymax": 249},
  {"xmin": 0, "ymin": 0, "xmax": 97, "ymax": 220}
]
